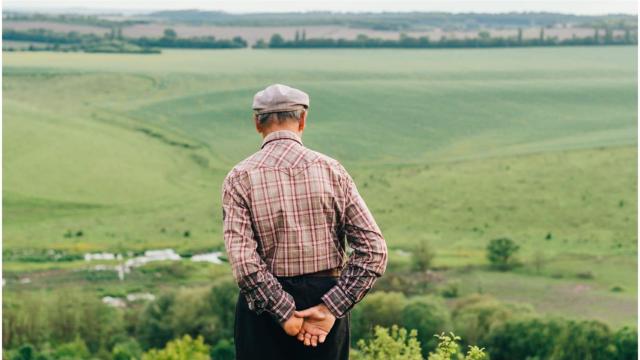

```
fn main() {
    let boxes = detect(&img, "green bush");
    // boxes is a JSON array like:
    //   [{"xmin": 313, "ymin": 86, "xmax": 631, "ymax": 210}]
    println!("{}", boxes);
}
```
[
  {"xmin": 353, "ymin": 325, "xmax": 423, "ymax": 360},
  {"xmin": 112, "ymin": 338, "xmax": 143, "ymax": 360},
  {"xmin": 401, "ymin": 296, "xmax": 451, "ymax": 356},
  {"xmin": 351, "ymin": 292, "xmax": 408, "ymax": 343},
  {"xmin": 428, "ymin": 332, "xmax": 487, "ymax": 360},
  {"xmin": 485, "ymin": 317, "xmax": 567, "ymax": 360},
  {"xmin": 550, "ymin": 320, "xmax": 616, "ymax": 360},
  {"xmin": 451, "ymin": 294, "xmax": 533, "ymax": 345},
  {"xmin": 412, "ymin": 241, "xmax": 435, "ymax": 272},
  {"xmin": 486, "ymin": 238, "xmax": 520, "ymax": 270},
  {"xmin": 210, "ymin": 338, "xmax": 234, "ymax": 360},
  {"xmin": 141, "ymin": 335, "xmax": 210, "ymax": 360},
  {"xmin": 613, "ymin": 326, "xmax": 638, "ymax": 360}
]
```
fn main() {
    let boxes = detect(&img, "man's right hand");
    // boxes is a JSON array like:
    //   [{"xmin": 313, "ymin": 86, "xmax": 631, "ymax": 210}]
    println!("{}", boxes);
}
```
[
  {"xmin": 281, "ymin": 313, "xmax": 304, "ymax": 336},
  {"xmin": 294, "ymin": 303, "xmax": 336, "ymax": 347}
]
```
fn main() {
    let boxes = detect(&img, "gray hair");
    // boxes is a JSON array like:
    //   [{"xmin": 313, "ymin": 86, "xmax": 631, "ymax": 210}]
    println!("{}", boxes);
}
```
[{"xmin": 256, "ymin": 109, "xmax": 305, "ymax": 125}]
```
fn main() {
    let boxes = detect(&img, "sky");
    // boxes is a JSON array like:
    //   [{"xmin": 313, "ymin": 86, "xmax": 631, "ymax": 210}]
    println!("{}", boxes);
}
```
[{"xmin": 3, "ymin": 0, "xmax": 638, "ymax": 15}]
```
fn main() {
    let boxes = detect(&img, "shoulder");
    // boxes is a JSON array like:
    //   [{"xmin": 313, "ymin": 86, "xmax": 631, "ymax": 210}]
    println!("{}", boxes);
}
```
[
  {"xmin": 222, "ymin": 152, "xmax": 262, "ymax": 190},
  {"xmin": 307, "ymin": 149, "xmax": 351, "ymax": 180}
]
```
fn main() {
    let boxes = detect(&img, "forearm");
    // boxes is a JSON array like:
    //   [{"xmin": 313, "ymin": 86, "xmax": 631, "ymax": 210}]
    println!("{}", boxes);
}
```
[
  {"xmin": 236, "ymin": 269, "xmax": 296, "ymax": 323},
  {"xmin": 321, "ymin": 264, "xmax": 382, "ymax": 318}
]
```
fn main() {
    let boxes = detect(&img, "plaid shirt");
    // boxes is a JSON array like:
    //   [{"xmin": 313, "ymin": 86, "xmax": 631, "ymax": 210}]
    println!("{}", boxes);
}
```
[{"xmin": 222, "ymin": 130, "xmax": 387, "ymax": 323}]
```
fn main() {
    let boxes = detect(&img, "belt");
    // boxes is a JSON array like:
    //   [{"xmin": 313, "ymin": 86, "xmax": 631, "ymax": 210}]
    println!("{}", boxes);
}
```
[{"xmin": 306, "ymin": 268, "xmax": 341, "ymax": 277}]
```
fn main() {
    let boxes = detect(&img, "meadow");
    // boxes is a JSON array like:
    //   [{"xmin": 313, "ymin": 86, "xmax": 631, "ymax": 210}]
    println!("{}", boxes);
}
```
[{"xmin": 2, "ymin": 46, "xmax": 637, "ymax": 356}]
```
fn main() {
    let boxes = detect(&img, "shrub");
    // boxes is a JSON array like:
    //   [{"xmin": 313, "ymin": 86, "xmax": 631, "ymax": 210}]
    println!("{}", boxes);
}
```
[
  {"xmin": 440, "ymin": 281, "xmax": 460, "ymax": 298},
  {"xmin": 451, "ymin": 294, "xmax": 533, "ymax": 346},
  {"xmin": 486, "ymin": 238, "xmax": 520, "ymax": 270},
  {"xmin": 141, "ymin": 335, "xmax": 210, "ymax": 360},
  {"xmin": 353, "ymin": 325, "xmax": 422, "ymax": 360},
  {"xmin": 401, "ymin": 296, "xmax": 451, "ymax": 356},
  {"xmin": 210, "ymin": 338, "xmax": 234, "ymax": 360},
  {"xmin": 51, "ymin": 338, "xmax": 91, "ymax": 360},
  {"xmin": 550, "ymin": 320, "xmax": 616, "ymax": 360},
  {"xmin": 428, "ymin": 332, "xmax": 487, "ymax": 360},
  {"xmin": 412, "ymin": 241, "xmax": 435, "ymax": 272},
  {"xmin": 613, "ymin": 326, "xmax": 637, "ymax": 360},
  {"xmin": 112, "ymin": 338, "xmax": 143, "ymax": 360},
  {"xmin": 485, "ymin": 317, "xmax": 567, "ymax": 360},
  {"xmin": 351, "ymin": 292, "xmax": 408, "ymax": 343}
]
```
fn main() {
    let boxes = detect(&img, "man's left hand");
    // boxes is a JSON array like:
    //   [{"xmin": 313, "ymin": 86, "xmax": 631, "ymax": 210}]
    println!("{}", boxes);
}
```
[{"xmin": 293, "ymin": 304, "xmax": 336, "ymax": 347}]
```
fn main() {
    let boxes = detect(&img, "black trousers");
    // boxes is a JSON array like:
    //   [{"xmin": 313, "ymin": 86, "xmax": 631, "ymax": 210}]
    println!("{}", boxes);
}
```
[{"xmin": 234, "ymin": 275, "xmax": 350, "ymax": 360}]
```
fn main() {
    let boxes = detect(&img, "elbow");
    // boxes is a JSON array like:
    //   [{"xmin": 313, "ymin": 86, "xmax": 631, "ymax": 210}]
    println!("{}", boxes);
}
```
[{"xmin": 376, "ymin": 236, "xmax": 389, "ymax": 276}]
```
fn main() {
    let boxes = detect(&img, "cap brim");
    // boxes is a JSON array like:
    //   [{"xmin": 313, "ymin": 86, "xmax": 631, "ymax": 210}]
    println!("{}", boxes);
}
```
[{"xmin": 254, "ymin": 105, "xmax": 308, "ymax": 115}]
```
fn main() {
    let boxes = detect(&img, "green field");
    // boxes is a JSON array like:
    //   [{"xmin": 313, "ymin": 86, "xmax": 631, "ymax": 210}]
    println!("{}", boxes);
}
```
[{"xmin": 3, "ymin": 47, "xmax": 637, "ymax": 328}]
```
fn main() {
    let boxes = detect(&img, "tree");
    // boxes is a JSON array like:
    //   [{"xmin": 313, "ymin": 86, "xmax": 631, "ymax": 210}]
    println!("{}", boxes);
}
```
[
  {"xmin": 401, "ymin": 296, "xmax": 451, "ymax": 356},
  {"xmin": 206, "ymin": 278, "xmax": 238, "ymax": 343},
  {"xmin": 551, "ymin": 320, "xmax": 616, "ymax": 360},
  {"xmin": 136, "ymin": 292, "xmax": 177, "ymax": 349},
  {"xmin": 211, "ymin": 339, "xmax": 235, "ymax": 360},
  {"xmin": 485, "ymin": 317, "xmax": 567, "ymax": 360},
  {"xmin": 613, "ymin": 326, "xmax": 637, "ymax": 360},
  {"xmin": 253, "ymin": 39, "xmax": 267, "ymax": 48},
  {"xmin": 486, "ymin": 238, "xmax": 519, "ymax": 270},
  {"xmin": 517, "ymin": 28, "xmax": 523, "ymax": 44},
  {"xmin": 269, "ymin": 33, "xmax": 285, "ymax": 47},
  {"xmin": 163, "ymin": 28, "xmax": 177, "ymax": 39},
  {"xmin": 353, "ymin": 325, "xmax": 422, "ymax": 360},
  {"xmin": 451, "ymin": 294, "xmax": 534, "ymax": 345},
  {"xmin": 112, "ymin": 339, "xmax": 143, "ymax": 360},
  {"xmin": 412, "ymin": 241, "xmax": 435, "ymax": 272}
]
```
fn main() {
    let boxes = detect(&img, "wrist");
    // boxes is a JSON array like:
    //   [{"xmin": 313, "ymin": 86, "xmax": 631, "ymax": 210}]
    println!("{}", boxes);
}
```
[{"xmin": 319, "ymin": 300, "xmax": 338, "ymax": 318}]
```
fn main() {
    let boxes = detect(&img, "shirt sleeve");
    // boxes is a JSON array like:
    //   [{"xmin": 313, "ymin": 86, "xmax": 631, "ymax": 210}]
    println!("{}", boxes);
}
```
[
  {"xmin": 222, "ymin": 174, "xmax": 296, "ymax": 324},
  {"xmin": 321, "ymin": 168, "xmax": 388, "ymax": 318}
]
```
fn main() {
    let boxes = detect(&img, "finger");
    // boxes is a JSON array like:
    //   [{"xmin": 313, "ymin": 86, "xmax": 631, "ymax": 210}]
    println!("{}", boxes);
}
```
[
  {"xmin": 311, "ymin": 335, "xmax": 318, "ymax": 347},
  {"xmin": 304, "ymin": 333, "xmax": 311, "ymax": 346},
  {"xmin": 318, "ymin": 334, "xmax": 327, "ymax": 343},
  {"xmin": 297, "ymin": 329, "xmax": 306, "ymax": 342},
  {"xmin": 294, "ymin": 309, "xmax": 313, "ymax": 318}
]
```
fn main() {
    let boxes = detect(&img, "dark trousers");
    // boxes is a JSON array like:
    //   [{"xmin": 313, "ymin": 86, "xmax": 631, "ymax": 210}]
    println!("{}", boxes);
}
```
[{"xmin": 234, "ymin": 275, "xmax": 350, "ymax": 360}]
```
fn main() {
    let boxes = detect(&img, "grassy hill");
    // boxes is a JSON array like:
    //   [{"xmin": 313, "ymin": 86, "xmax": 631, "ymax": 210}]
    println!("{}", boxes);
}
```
[{"xmin": 2, "ymin": 46, "xmax": 637, "ymax": 326}]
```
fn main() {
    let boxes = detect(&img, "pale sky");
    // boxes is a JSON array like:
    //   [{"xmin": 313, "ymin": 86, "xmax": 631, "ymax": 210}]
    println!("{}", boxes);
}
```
[{"xmin": 3, "ymin": 0, "xmax": 638, "ymax": 15}]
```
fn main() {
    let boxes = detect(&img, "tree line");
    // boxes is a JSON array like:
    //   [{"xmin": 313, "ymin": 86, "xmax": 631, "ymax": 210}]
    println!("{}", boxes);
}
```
[
  {"xmin": 258, "ymin": 28, "xmax": 637, "ymax": 49},
  {"xmin": 2, "ymin": 28, "xmax": 247, "ymax": 53}
]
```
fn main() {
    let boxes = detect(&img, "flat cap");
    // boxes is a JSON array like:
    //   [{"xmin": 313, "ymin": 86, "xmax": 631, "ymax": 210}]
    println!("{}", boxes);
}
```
[{"xmin": 252, "ymin": 84, "xmax": 309, "ymax": 115}]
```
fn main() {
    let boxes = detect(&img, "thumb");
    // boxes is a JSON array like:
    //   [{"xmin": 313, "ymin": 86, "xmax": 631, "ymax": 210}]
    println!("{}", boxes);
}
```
[
  {"xmin": 295, "ymin": 307, "xmax": 325, "ymax": 320},
  {"xmin": 294, "ymin": 309, "xmax": 314, "ymax": 318}
]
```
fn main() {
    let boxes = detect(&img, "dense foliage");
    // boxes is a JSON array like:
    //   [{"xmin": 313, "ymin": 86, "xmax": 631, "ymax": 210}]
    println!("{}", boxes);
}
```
[
  {"xmin": 2, "ymin": 28, "xmax": 248, "ymax": 53},
  {"xmin": 4, "ymin": 284, "xmax": 636, "ymax": 359}
]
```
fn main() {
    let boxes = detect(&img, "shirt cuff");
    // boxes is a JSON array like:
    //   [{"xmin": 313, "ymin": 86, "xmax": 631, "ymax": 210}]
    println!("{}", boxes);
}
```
[
  {"xmin": 270, "ymin": 290, "xmax": 296, "ymax": 324},
  {"xmin": 321, "ymin": 284, "xmax": 353, "ymax": 318}
]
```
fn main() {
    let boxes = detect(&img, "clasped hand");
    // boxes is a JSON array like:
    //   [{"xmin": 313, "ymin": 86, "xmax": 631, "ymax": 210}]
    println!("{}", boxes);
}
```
[{"xmin": 281, "ymin": 303, "xmax": 336, "ymax": 347}]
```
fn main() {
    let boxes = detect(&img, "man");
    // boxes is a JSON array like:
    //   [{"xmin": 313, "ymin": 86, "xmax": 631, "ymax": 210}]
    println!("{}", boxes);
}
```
[{"xmin": 222, "ymin": 84, "xmax": 388, "ymax": 360}]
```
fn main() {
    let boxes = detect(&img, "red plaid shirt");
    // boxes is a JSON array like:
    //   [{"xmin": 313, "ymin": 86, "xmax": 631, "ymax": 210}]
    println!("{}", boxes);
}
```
[{"xmin": 222, "ymin": 130, "xmax": 387, "ymax": 323}]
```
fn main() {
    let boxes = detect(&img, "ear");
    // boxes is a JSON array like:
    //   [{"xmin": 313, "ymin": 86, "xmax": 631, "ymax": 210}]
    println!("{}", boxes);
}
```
[
  {"xmin": 298, "ymin": 111, "xmax": 307, "ymax": 132},
  {"xmin": 254, "ymin": 115, "xmax": 262, "ymax": 134}
]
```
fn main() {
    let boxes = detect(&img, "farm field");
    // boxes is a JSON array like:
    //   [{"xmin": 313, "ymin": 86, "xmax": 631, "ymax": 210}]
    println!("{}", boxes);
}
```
[{"xmin": 2, "ymin": 45, "xmax": 637, "ymax": 332}]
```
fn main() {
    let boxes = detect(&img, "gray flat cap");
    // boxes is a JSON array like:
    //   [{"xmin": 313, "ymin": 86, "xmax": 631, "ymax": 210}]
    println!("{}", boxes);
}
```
[{"xmin": 252, "ymin": 84, "xmax": 309, "ymax": 115}]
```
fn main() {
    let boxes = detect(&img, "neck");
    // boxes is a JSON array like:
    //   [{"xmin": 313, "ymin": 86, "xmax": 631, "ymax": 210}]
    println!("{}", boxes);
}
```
[{"xmin": 261, "ymin": 125, "xmax": 301, "ymax": 139}]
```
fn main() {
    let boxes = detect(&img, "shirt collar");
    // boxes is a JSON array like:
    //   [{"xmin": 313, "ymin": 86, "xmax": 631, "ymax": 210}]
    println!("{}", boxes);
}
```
[{"xmin": 261, "ymin": 130, "xmax": 303, "ymax": 149}]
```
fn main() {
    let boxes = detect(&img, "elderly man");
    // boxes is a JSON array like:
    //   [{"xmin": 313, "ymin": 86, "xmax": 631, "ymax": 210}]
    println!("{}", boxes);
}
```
[{"xmin": 222, "ymin": 84, "xmax": 387, "ymax": 360}]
